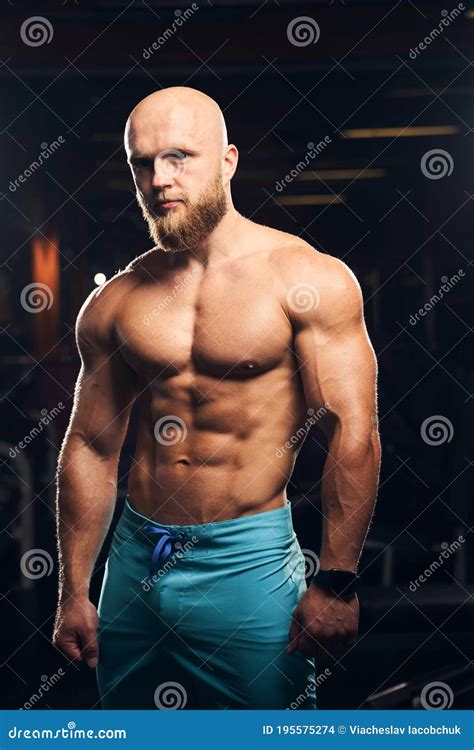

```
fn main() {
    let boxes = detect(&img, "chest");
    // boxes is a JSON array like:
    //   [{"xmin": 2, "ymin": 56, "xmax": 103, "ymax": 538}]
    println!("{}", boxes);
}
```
[{"xmin": 115, "ymin": 268, "xmax": 293, "ymax": 379}]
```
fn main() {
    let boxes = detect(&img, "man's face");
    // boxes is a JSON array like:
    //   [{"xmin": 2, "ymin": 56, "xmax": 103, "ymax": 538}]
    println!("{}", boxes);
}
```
[{"xmin": 127, "ymin": 125, "xmax": 228, "ymax": 252}]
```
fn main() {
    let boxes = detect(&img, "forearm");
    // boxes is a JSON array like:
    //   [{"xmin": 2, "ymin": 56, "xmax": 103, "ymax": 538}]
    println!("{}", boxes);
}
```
[
  {"xmin": 319, "ymin": 426, "xmax": 381, "ymax": 572},
  {"xmin": 55, "ymin": 434, "xmax": 119, "ymax": 601}
]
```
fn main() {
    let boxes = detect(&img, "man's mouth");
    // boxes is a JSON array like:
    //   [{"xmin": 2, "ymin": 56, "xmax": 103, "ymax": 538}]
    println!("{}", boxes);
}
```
[{"xmin": 155, "ymin": 199, "xmax": 182, "ymax": 209}]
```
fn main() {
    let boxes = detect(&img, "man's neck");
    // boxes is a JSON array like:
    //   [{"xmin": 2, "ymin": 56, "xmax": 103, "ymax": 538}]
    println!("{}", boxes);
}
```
[{"xmin": 184, "ymin": 208, "xmax": 249, "ymax": 269}]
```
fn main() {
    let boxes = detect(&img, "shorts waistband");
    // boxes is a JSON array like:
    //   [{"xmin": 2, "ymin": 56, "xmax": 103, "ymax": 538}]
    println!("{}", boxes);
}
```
[{"xmin": 119, "ymin": 496, "xmax": 296, "ymax": 556}]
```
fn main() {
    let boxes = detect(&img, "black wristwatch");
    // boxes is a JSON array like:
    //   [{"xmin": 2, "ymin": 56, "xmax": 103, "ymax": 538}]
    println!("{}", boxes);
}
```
[{"xmin": 311, "ymin": 568, "xmax": 360, "ymax": 599}]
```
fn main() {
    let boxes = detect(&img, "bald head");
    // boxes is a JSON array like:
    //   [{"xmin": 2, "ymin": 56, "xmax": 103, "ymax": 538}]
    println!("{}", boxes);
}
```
[
  {"xmin": 125, "ymin": 87, "xmax": 228, "ymax": 157},
  {"xmin": 125, "ymin": 87, "xmax": 238, "ymax": 253}
]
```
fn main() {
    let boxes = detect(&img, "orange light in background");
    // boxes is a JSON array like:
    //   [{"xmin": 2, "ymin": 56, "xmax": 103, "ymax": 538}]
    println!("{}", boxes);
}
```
[
  {"xmin": 31, "ymin": 233, "xmax": 60, "ymax": 358},
  {"xmin": 341, "ymin": 125, "xmax": 460, "ymax": 138}
]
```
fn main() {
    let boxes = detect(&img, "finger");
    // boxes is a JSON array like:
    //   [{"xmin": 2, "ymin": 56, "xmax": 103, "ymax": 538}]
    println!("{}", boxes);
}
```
[
  {"xmin": 79, "ymin": 629, "xmax": 99, "ymax": 668},
  {"xmin": 287, "ymin": 618, "xmax": 302, "ymax": 654},
  {"xmin": 55, "ymin": 635, "xmax": 84, "ymax": 662}
]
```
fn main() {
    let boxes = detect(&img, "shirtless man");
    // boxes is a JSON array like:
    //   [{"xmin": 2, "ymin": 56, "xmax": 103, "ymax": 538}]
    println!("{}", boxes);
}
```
[{"xmin": 53, "ymin": 86, "xmax": 381, "ymax": 710}]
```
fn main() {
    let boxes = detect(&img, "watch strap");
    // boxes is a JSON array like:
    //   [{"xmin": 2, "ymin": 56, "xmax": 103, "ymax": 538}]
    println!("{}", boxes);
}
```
[{"xmin": 311, "ymin": 568, "xmax": 360, "ymax": 597}]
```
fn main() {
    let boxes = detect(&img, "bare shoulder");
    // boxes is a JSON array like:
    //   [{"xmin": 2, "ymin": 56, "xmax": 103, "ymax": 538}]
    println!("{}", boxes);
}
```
[
  {"xmin": 76, "ymin": 264, "xmax": 139, "ymax": 351},
  {"xmin": 269, "ymin": 236, "xmax": 363, "ymax": 326}
]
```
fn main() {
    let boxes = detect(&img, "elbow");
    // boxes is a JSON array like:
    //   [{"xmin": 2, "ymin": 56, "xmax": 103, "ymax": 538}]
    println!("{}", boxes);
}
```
[
  {"xmin": 59, "ymin": 429, "xmax": 122, "ymax": 465},
  {"xmin": 328, "ymin": 419, "xmax": 381, "ymax": 461}
]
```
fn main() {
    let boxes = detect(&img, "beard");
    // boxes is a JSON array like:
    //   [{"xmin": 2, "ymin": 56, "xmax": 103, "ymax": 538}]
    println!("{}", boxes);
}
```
[{"xmin": 137, "ymin": 171, "xmax": 228, "ymax": 253}]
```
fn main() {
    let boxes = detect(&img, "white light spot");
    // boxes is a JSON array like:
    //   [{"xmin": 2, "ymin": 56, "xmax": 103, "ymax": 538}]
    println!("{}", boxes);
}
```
[{"xmin": 94, "ymin": 273, "xmax": 107, "ymax": 286}]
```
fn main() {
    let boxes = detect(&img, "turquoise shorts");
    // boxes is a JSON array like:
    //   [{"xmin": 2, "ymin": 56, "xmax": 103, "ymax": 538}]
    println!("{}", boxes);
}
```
[{"xmin": 96, "ymin": 498, "xmax": 316, "ymax": 710}]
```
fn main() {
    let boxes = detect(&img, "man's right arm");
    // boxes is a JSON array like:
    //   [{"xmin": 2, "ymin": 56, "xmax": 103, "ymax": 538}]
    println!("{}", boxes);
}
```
[{"xmin": 53, "ymin": 284, "xmax": 139, "ymax": 667}]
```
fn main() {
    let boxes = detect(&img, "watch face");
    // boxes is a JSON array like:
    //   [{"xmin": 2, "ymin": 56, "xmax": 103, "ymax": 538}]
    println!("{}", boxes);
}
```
[
  {"xmin": 332, "ymin": 570, "xmax": 356, "ymax": 585},
  {"xmin": 313, "ymin": 569, "xmax": 358, "ymax": 596}
]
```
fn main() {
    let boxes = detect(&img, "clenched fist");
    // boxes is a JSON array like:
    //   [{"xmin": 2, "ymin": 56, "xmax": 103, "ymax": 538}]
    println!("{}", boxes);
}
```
[
  {"xmin": 288, "ymin": 584, "xmax": 359, "ymax": 660},
  {"xmin": 53, "ymin": 597, "xmax": 100, "ymax": 668}
]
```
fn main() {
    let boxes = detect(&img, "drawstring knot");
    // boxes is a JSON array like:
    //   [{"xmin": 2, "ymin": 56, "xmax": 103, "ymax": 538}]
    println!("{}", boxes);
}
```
[{"xmin": 143, "ymin": 524, "xmax": 187, "ymax": 578}]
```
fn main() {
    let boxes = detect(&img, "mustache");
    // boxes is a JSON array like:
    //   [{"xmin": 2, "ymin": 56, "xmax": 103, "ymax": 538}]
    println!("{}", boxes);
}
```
[{"xmin": 137, "ymin": 192, "xmax": 186, "ymax": 211}]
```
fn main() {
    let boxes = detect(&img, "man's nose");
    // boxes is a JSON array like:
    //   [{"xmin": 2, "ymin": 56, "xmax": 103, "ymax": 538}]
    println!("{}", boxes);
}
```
[
  {"xmin": 151, "ymin": 155, "xmax": 177, "ymax": 189},
  {"xmin": 151, "ymin": 168, "xmax": 172, "ymax": 190}
]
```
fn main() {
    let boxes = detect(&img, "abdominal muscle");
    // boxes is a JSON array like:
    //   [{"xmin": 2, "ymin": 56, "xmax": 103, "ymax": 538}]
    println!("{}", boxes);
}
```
[{"xmin": 126, "ymin": 373, "xmax": 307, "ymax": 524}]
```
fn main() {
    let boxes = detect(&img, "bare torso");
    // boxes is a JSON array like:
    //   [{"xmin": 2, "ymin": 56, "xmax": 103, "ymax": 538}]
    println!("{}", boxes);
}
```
[{"xmin": 106, "ymin": 224, "xmax": 312, "ymax": 523}]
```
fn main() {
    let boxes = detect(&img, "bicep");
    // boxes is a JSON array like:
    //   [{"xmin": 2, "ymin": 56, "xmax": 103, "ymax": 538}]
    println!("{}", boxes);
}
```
[{"xmin": 294, "ymin": 272, "xmax": 377, "ymax": 440}]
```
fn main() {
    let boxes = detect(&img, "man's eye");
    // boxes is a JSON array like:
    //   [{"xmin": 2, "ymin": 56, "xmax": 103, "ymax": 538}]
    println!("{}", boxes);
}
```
[
  {"xmin": 166, "ymin": 151, "xmax": 188, "ymax": 160},
  {"xmin": 133, "ymin": 159, "xmax": 152, "ymax": 169}
]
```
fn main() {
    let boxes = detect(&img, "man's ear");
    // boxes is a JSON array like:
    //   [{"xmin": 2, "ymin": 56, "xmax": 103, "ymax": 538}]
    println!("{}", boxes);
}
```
[{"xmin": 223, "ymin": 144, "xmax": 239, "ymax": 181}]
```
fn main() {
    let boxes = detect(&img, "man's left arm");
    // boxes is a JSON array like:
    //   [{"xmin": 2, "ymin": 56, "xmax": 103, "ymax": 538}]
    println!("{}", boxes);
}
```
[{"xmin": 282, "ymin": 248, "xmax": 381, "ymax": 660}]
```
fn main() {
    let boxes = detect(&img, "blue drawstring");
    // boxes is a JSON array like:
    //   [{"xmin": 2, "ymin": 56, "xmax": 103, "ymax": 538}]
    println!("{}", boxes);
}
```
[{"xmin": 142, "ymin": 524, "xmax": 187, "ymax": 578}]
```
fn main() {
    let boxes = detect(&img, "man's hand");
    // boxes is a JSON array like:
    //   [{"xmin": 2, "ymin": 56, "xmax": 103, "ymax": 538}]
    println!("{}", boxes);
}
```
[
  {"xmin": 287, "ymin": 584, "xmax": 359, "ymax": 661},
  {"xmin": 53, "ymin": 597, "xmax": 100, "ymax": 668}
]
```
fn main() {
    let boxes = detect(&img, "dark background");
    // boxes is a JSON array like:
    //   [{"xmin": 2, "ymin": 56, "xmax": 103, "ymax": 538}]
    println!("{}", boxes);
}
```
[{"xmin": 0, "ymin": 0, "xmax": 472, "ymax": 711}]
